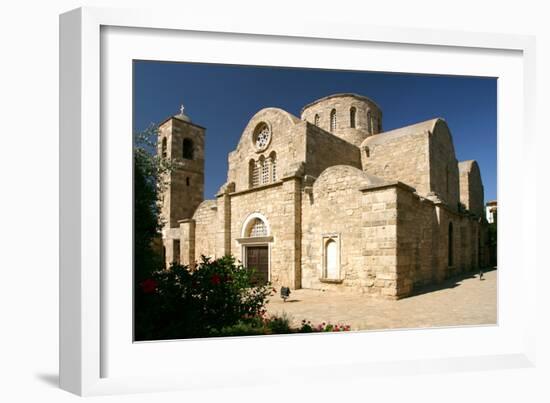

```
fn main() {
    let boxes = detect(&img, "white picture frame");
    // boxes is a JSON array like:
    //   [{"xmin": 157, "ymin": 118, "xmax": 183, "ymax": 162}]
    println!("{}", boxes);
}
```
[{"xmin": 59, "ymin": 6, "xmax": 537, "ymax": 396}]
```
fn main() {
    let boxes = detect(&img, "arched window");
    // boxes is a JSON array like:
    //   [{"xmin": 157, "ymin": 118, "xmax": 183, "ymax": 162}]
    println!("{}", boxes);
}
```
[
  {"xmin": 366, "ymin": 111, "xmax": 372, "ymax": 133},
  {"xmin": 248, "ymin": 218, "xmax": 268, "ymax": 238},
  {"xmin": 182, "ymin": 138, "xmax": 194, "ymax": 160},
  {"xmin": 249, "ymin": 159, "xmax": 259, "ymax": 188},
  {"xmin": 330, "ymin": 109, "xmax": 337, "ymax": 132},
  {"xmin": 448, "ymin": 222, "xmax": 454, "ymax": 267},
  {"xmin": 260, "ymin": 156, "xmax": 269, "ymax": 185},
  {"xmin": 314, "ymin": 114, "xmax": 320, "ymax": 126},
  {"xmin": 161, "ymin": 137, "xmax": 167, "ymax": 159},
  {"xmin": 269, "ymin": 151, "xmax": 277, "ymax": 182},
  {"xmin": 350, "ymin": 107, "xmax": 356, "ymax": 128},
  {"xmin": 325, "ymin": 238, "xmax": 339, "ymax": 279}
]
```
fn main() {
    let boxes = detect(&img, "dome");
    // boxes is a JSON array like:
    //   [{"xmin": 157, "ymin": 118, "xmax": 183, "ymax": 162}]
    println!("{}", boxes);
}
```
[{"xmin": 301, "ymin": 93, "xmax": 383, "ymax": 146}]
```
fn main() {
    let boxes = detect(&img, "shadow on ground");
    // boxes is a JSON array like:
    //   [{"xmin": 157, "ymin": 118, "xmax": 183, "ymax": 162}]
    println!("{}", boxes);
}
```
[
  {"xmin": 35, "ymin": 373, "xmax": 59, "ymax": 388},
  {"xmin": 406, "ymin": 266, "xmax": 497, "ymax": 299}
]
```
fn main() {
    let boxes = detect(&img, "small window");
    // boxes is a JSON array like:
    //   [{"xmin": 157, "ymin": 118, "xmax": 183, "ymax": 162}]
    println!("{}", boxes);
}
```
[
  {"xmin": 330, "ymin": 109, "xmax": 337, "ymax": 132},
  {"xmin": 314, "ymin": 114, "xmax": 320, "ymax": 126},
  {"xmin": 186, "ymin": 177, "xmax": 190, "ymax": 186},
  {"xmin": 161, "ymin": 137, "xmax": 167, "ymax": 159},
  {"xmin": 364, "ymin": 147, "xmax": 370, "ymax": 158},
  {"xmin": 366, "ymin": 112, "xmax": 372, "ymax": 133},
  {"xmin": 182, "ymin": 138, "xmax": 194, "ymax": 160},
  {"xmin": 350, "ymin": 107, "xmax": 356, "ymax": 128}
]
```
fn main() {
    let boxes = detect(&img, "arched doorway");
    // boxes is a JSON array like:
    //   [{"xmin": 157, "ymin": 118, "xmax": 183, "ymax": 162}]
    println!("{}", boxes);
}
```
[{"xmin": 238, "ymin": 213, "xmax": 272, "ymax": 284}]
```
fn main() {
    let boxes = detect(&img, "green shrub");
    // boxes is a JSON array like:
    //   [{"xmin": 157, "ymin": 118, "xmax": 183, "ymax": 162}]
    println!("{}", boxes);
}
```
[
  {"xmin": 266, "ymin": 313, "xmax": 292, "ymax": 334},
  {"xmin": 135, "ymin": 255, "xmax": 274, "ymax": 341}
]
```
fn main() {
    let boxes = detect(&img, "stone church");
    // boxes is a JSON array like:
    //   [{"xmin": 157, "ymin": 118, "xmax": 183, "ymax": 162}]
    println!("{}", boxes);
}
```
[{"xmin": 157, "ymin": 93, "xmax": 488, "ymax": 299}]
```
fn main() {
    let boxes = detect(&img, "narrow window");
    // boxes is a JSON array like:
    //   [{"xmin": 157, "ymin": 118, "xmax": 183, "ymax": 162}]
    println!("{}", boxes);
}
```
[
  {"xmin": 325, "ymin": 239, "xmax": 338, "ymax": 279},
  {"xmin": 350, "ymin": 107, "xmax": 356, "ymax": 128},
  {"xmin": 186, "ymin": 177, "xmax": 190, "ymax": 186},
  {"xmin": 270, "ymin": 152, "xmax": 277, "ymax": 182},
  {"xmin": 249, "ymin": 160, "xmax": 258, "ymax": 188},
  {"xmin": 173, "ymin": 240, "xmax": 180, "ymax": 264},
  {"xmin": 448, "ymin": 222, "xmax": 454, "ymax": 267},
  {"xmin": 314, "ymin": 114, "xmax": 320, "ymax": 126},
  {"xmin": 272, "ymin": 159, "xmax": 277, "ymax": 182},
  {"xmin": 330, "ymin": 109, "xmax": 337, "ymax": 132},
  {"xmin": 161, "ymin": 137, "xmax": 167, "ymax": 159},
  {"xmin": 364, "ymin": 147, "xmax": 370, "ymax": 158},
  {"xmin": 366, "ymin": 112, "xmax": 372, "ymax": 133},
  {"xmin": 261, "ymin": 158, "xmax": 269, "ymax": 185},
  {"xmin": 182, "ymin": 138, "xmax": 194, "ymax": 160}
]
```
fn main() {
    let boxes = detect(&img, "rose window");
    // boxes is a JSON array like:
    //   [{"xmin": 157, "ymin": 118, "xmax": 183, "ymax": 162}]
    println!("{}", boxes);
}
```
[{"xmin": 253, "ymin": 123, "xmax": 271, "ymax": 151}]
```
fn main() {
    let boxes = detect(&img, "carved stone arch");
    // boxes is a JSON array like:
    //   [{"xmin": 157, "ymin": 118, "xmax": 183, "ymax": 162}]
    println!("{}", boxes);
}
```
[{"xmin": 240, "ymin": 212, "xmax": 271, "ymax": 238}]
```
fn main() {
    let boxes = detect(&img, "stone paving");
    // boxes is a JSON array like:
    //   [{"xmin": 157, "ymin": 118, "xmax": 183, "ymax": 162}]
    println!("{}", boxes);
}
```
[{"xmin": 266, "ymin": 269, "xmax": 497, "ymax": 331}]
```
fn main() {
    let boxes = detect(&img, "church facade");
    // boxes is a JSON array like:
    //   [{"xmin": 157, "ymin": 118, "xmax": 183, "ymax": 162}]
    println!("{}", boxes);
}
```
[{"xmin": 157, "ymin": 93, "xmax": 488, "ymax": 299}]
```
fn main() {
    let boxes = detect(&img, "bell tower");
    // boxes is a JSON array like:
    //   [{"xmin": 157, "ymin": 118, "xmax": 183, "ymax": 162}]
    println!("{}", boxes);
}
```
[{"xmin": 157, "ymin": 105, "xmax": 205, "ymax": 229}]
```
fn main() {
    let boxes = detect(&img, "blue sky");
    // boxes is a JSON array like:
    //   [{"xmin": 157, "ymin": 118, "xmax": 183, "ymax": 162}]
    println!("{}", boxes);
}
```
[{"xmin": 134, "ymin": 61, "xmax": 497, "ymax": 202}]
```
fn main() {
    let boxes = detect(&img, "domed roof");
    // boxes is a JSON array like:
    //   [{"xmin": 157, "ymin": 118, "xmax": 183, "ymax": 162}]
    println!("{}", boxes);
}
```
[{"xmin": 301, "ymin": 93, "xmax": 382, "ymax": 114}]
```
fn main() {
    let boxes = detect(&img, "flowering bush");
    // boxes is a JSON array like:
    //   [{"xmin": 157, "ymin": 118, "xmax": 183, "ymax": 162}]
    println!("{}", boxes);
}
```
[
  {"xmin": 135, "ymin": 255, "xmax": 274, "ymax": 340},
  {"xmin": 209, "ymin": 314, "xmax": 352, "ymax": 337},
  {"xmin": 299, "ymin": 320, "xmax": 352, "ymax": 333}
]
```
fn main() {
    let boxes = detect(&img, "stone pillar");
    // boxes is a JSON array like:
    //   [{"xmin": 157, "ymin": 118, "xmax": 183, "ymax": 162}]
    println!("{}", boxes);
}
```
[
  {"xmin": 178, "ymin": 219, "xmax": 195, "ymax": 267},
  {"xmin": 280, "ymin": 176, "xmax": 302, "ymax": 289},
  {"xmin": 215, "ymin": 182, "xmax": 234, "ymax": 258}
]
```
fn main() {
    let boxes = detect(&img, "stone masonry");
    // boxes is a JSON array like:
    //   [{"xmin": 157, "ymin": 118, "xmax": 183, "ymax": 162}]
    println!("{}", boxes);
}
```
[{"xmin": 157, "ymin": 93, "xmax": 489, "ymax": 299}]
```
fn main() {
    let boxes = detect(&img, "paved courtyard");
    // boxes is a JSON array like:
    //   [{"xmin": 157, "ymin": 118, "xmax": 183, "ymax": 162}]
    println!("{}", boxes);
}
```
[{"xmin": 266, "ymin": 269, "xmax": 497, "ymax": 331}]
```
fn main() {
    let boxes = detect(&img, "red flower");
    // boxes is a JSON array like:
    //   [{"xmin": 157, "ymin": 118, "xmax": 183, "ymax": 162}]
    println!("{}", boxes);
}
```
[
  {"xmin": 140, "ymin": 278, "xmax": 158, "ymax": 294},
  {"xmin": 210, "ymin": 274, "xmax": 221, "ymax": 285}
]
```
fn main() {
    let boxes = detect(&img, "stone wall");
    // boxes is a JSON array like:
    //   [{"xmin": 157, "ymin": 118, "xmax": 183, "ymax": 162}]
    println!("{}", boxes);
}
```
[
  {"xmin": 192, "ymin": 200, "xmax": 218, "ymax": 260},
  {"xmin": 301, "ymin": 165, "xmax": 400, "ymax": 298},
  {"xmin": 227, "ymin": 108, "xmax": 306, "ymax": 193},
  {"xmin": 428, "ymin": 120, "xmax": 460, "ymax": 210},
  {"xmin": 304, "ymin": 123, "xmax": 362, "ymax": 178},
  {"xmin": 361, "ymin": 128, "xmax": 431, "ymax": 197},
  {"xmin": 392, "ymin": 182, "xmax": 487, "ymax": 297},
  {"xmin": 458, "ymin": 160, "xmax": 485, "ymax": 217},
  {"xmin": 394, "ymin": 186, "xmax": 437, "ymax": 293},
  {"xmin": 228, "ymin": 178, "xmax": 301, "ymax": 288}
]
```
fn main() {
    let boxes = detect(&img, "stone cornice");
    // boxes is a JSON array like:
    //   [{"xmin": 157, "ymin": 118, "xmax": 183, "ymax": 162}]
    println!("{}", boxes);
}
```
[
  {"xmin": 228, "ymin": 181, "xmax": 283, "ymax": 197},
  {"xmin": 359, "ymin": 180, "xmax": 416, "ymax": 193}
]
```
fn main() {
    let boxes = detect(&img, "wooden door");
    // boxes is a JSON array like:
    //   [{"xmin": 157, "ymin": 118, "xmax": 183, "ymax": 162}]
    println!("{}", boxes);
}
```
[{"xmin": 246, "ymin": 246, "xmax": 269, "ymax": 284}]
